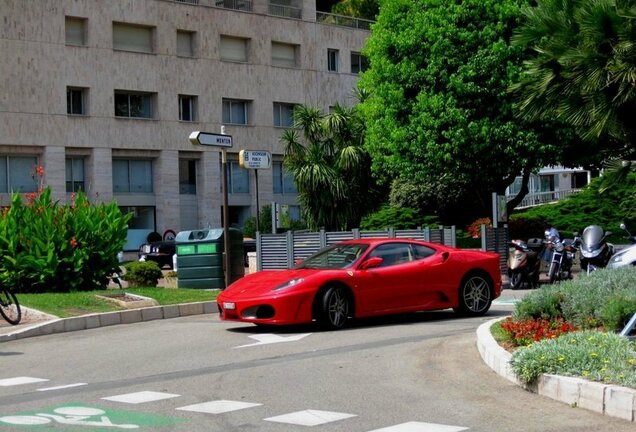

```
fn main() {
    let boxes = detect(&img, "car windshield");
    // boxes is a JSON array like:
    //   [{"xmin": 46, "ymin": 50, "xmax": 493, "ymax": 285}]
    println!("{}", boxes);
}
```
[{"xmin": 297, "ymin": 244, "xmax": 369, "ymax": 269}]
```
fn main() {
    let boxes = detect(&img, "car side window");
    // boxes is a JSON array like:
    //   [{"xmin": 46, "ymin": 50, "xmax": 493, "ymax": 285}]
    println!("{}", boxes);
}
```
[
  {"xmin": 413, "ymin": 244, "xmax": 435, "ymax": 260},
  {"xmin": 368, "ymin": 243, "xmax": 412, "ymax": 267}
]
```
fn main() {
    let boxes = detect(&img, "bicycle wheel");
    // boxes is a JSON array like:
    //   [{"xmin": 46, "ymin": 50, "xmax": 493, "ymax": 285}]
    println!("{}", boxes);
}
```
[{"xmin": 0, "ymin": 289, "xmax": 21, "ymax": 325}]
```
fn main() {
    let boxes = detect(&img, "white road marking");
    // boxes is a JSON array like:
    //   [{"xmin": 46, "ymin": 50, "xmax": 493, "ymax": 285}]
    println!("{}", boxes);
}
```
[
  {"xmin": 234, "ymin": 333, "xmax": 312, "ymax": 348},
  {"xmin": 264, "ymin": 409, "xmax": 357, "ymax": 426},
  {"xmin": 176, "ymin": 400, "xmax": 262, "ymax": 414},
  {"xmin": 0, "ymin": 377, "xmax": 49, "ymax": 386},
  {"xmin": 366, "ymin": 421, "xmax": 469, "ymax": 432},
  {"xmin": 102, "ymin": 391, "xmax": 180, "ymax": 404},
  {"xmin": 37, "ymin": 383, "xmax": 87, "ymax": 391}
]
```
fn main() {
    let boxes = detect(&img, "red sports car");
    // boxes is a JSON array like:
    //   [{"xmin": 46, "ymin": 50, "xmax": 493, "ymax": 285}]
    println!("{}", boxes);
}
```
[{"xmin": 217, "ymin": 238, "xmax": 502, "ymax": 330}]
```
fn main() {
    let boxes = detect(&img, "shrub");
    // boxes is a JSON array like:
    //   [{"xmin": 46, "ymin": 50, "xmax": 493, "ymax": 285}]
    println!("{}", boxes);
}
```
[
  {"xmin": 510, "ymin": 330, "xmax": 636, "ymax": 387},
  {"xmin": 513, "ymin": 267, "xmax": 636, "ymax": 330},
  {"xmin": 123, "ymin": 261, "xmax": 163, "ymax": 287},
  {"xmin": 600, "ymin": 297, "xmax": 636, "ymax": 332},
  {"xmin": 0, "ymin": 187, "xmax": 130, "ymax": 293},
  {"xmin": 360, "ymin": 205, "xmax": 439, "ymax": 230}
]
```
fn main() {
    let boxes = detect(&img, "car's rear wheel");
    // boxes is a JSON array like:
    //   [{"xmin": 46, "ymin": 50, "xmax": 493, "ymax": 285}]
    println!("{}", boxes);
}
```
[
  {"xmin": 454, "ymin": 274, "xmax": 492, "ymax": 316},
  {"xmin": 318, "ymin": 286, "xmax": 350, "ymax": 330}
]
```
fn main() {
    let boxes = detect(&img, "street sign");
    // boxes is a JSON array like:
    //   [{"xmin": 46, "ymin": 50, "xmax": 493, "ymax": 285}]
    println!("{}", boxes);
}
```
[
  {"xmin": 239, "ymin": 150, "xmax": 272, "ymax": 169},
  {"xmin": 189, "ymin": 131, "xmax": 233, "ymax": 148}
]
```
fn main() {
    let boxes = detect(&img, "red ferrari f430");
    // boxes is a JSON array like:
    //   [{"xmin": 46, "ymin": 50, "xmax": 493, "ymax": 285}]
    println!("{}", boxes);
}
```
[{"xmin": 217, "ymin": 238, "xmax": 502, "ymax": 330}]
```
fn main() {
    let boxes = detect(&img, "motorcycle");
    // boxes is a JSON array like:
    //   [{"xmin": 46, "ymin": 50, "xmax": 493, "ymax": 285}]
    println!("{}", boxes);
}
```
[
  {"xmin": 608, "ymin": 223, "xmax": 636, "ymax": 269},
  {"xmin": 507, "ymin": 238, "xmax": 542, "ymax": 289},
  {"xmin": 545, "ymin": 237, "xmax": 578, "ymax": 284},
  {"xmin": 579, "ymin": 225, "xmax": 615, "ymax": 274}
]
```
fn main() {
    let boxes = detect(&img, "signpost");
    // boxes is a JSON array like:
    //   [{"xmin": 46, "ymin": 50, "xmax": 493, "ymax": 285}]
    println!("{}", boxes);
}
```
[
  {"xmin": 239, "ymin": 150, "xmax": 272, "ymax": 233},
  {"xmin": 190, "ymin": 129, "xmax": 233, "ymax": 289}
]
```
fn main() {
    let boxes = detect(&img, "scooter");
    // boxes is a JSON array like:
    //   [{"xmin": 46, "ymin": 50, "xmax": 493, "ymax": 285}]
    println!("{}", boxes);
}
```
[
  {"xmin": 545, "ymin": 237, "xmax": 577, "ymax": 284},
  {"xmin": 507, "ymin": 238, "xmax": 542, "ymax": 289},
  {"xmin": 608, "ymin": 223, "xmax": 636, "ymax": 269},
  {"xmin": 579, "ymin": 225, "xmax": 615, "ymax": 274}
]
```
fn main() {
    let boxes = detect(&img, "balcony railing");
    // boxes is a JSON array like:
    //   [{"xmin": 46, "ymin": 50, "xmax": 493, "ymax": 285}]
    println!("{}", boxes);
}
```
[
  {"xmin": 269, "ymin": 3, "xmax": 302, "ymax": 19},
  {"xmin": 175, "ymin": 0, "xmax": 199, "ymax": 4},
  {"xmin": 508, "ymin": 189, "xmax": 582, "ymax": 209},
  {"xmin": 316, "ymin": 11, "xmax": 373, "ymax": 30},
  {"xmin": 215, "ymin": 0, "xmax": 253, "ymax": 11}
]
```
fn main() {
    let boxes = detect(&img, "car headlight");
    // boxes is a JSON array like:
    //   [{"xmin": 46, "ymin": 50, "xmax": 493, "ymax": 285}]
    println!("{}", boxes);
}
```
[{"xmin": 272, "ymin": 278, "xmax": 304, "ymax": 291}]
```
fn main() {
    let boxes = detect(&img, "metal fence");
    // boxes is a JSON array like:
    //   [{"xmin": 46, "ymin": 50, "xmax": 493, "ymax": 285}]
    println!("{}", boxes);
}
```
[{"xmin": 255, "ymin": 227, "xmax": 456, "ymax": 270}]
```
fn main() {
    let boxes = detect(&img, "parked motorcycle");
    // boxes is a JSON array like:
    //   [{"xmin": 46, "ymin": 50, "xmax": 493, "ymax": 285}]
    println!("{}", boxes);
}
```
[
  {"xmin": 507, "ymin": 238, "xmax": 543, "ymax": 289},
  {"xmin": 579, "ymin": 225, "xmax": 615, "ymax": 274},
  {"xmin": 545, "ymin": 237, "xmax": 578, "ymax": 284},
  {"xmin": 608, "ymin": 223, "xmax": 636, "ymax": 269}
]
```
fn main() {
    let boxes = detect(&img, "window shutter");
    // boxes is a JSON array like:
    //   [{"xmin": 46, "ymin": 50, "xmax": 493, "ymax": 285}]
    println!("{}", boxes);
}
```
[
  {"xmin": 220, "ymin": 36, "xmax": 247, "ymax": 62},
  {"xmin": 65, "ymin": 17, "xmax": 85, "ymax": 45},
  {"xmin": 177, "ymin": 31, "xmax": 193, "ymax": 57},
  {"xmin": 272, "ymin": 42, "xmax": 296, "ymax": 67},
  {"xmin": 113, "ymin": 23, "xmax": 153, "ymax": 53}
]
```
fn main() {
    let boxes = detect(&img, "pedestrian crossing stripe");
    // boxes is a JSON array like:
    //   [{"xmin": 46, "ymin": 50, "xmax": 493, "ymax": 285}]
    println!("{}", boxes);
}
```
[
  {"xmin": 102, "ymin": 391, "xmax": 180, "ymax": 404},
  {"xmin": 176, "ymin": 400, "xmax": 262, "ymax": 414}
]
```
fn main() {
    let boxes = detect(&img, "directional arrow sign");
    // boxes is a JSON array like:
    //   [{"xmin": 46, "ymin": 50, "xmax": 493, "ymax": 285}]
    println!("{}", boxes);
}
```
[
  {"xmin": 234, "ymin": 333, "xmax": 311, "ymax": 348},
  {"xmin": 239, "ymin": 150, "xmax": 272, "ymax": 169},
  {"xmin": 189, "ymin": 131, "xmax": 233, "ymax": 148}
]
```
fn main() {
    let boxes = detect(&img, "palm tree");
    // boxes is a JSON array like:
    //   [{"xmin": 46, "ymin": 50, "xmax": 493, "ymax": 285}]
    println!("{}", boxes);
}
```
[
  {"xmin": 511, "ymin": 0, "xmax": 636, "ymax": 160},
  {"xmin": 281, "ymin": 104, "xmax": 376, "ymax": 231}
]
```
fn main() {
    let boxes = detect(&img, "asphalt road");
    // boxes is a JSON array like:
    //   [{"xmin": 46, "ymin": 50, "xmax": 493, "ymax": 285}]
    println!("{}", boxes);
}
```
[{"xmin": 0, "ymin": 300, "xmax": 633, "ymax": 431}]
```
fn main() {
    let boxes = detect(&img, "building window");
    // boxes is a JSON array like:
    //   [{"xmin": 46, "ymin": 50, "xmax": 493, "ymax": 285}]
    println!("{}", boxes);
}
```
[
  {"xmin": 227, "ymin": 161, "xmax": 249, "ymax": 194},
  {"xmin": 327, "ymin": 49, "xmax": 339, "ymax": 72},
  {"xmin": 112, "ymin": 22, "xmax": 154, "ymax": 54},
  {"xmin": 271, "ymin": 41, "xmax": 298, "ymax": 68},
  {"xmin": 351, "ymin": 51, "xmax": 368, "ymax": 74},
  {"xmin": 176, "ymin": 30, "xmax": 194, "ymax": 57},
  {"xmin": 273, "ymin": 102, "xmax": 295, "ymax": 128},
  {"xmin": 0, "ymin": 156, "xmax": 39, "ymax": 193},
  {"xmin": 220, "ymin": 35, "xmax": 248, "ymax": 62},
  {"xmin": 179, "ymin": 95, "xmax": 196, "ymax": 121},
  {"xmin": 112, "ymin": 159, "xmax": 153, "ymax": 193},
  {"xmin": 222, "ymin": 99, "xmax": 248, "ymax": 125},
  {"xmin": 179, "ymin": 159, "xmax": 196, "ymax": 194},
  {"xmin": 67, "ymin": 87, "xmax": 86, "ymax": 115},
  {"xmin": 114, "ymin": 91, "xmax": 154, "ymax": 119},
  {"xmin": 273, "ymin": 161, "xmax": 297, "ymax": 194},
  {"xmin": 65, "ymin": 16, "xmax": 86, "ymax": 46},
  {"xmin": 65, "ymin": 157, "xmax": 85, "ymax": 192}
]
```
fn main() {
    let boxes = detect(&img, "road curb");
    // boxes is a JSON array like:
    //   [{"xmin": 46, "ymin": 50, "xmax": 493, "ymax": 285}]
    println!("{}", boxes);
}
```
[
  {"xmin": 477, "ymin": 317, "xmax": 636, "ymax": 423},
  {"xmin": 0, "ymin": 301, "xmax": 217, "ymax": 343}
]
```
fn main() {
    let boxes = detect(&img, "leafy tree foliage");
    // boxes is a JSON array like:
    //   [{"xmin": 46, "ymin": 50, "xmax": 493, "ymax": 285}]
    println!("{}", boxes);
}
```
[
  {"xmin": 331, "ymin": 0, "xmax": 379, "ymax": 20},
  {"xmin": 281, "ymin": 104, "xmax": 381, "ymax": 231},
  {"xmin": 512, "ymin": 0, "xmax": 636, "ymax": 164},
  {"xmin": 358, "ymin": 0, "xmax": 567, "ymax": 224}
]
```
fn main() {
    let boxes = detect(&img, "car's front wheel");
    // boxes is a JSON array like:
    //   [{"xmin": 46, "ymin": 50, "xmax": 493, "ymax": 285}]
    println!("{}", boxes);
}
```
[
  {"xmin": 454, "ymin": 274, "xmax": 492, "ymax": 316},
  {"xmin": 318, "ymin": 286, "xmax": 350, "ymax": 330}
]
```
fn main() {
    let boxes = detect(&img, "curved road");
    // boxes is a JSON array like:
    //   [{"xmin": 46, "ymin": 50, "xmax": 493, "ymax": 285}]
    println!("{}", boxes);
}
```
[{"xmin": 0, "ymin": 302, "xmax": 632, "ymax": 431}]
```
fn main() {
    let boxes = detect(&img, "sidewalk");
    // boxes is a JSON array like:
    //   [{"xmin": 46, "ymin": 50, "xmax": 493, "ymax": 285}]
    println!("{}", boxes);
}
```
[{"xmin": 0, "ymin": 301, "xmax": 217, "ymax": 342}]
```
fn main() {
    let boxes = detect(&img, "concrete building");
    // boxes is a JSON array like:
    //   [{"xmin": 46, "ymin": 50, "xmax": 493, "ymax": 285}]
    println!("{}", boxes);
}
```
[{"xmin": 0, "ymin": 0, "xmax": 370, "ymax": 249}]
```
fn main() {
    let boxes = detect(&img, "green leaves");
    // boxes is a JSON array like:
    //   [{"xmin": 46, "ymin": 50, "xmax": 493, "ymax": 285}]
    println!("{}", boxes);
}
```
[{"xmin": 0, "ymin": 188, "xmax": 131, "ymax": 293}]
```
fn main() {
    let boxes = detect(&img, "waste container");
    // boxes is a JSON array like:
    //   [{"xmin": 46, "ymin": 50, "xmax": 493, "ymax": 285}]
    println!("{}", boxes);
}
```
[{"xmin": 175, "ymin": 228, "xmax": 245, "ymax": 289}]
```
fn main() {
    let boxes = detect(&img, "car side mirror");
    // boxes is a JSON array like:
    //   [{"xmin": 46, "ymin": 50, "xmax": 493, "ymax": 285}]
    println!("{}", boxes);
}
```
[{"xmin": 360, "ymin": 256, "xmax": 383, "ymax": 270}]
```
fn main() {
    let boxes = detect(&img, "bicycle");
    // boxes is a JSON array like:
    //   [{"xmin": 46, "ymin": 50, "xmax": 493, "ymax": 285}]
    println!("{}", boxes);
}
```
[{"xmin": 0, "ymin": 287, "xmax": 21, "ymax": 325}]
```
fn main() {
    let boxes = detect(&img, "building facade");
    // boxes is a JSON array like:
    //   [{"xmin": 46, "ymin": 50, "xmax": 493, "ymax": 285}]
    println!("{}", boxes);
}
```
[{"xmin": 0, "ymin": 0, "xmax": 370, "ymax": 249}]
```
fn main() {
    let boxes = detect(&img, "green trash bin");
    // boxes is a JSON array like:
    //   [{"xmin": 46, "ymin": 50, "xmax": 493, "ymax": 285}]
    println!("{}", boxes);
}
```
[{"xmin": 176, "ymin": 228, "xmax": 245, "ymax": 289}]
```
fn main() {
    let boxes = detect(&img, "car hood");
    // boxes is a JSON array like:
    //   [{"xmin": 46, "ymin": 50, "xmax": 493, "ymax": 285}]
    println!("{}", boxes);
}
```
[{"xmin": 222, "ymin": 268, "xmax": 323, "ymax": 298}]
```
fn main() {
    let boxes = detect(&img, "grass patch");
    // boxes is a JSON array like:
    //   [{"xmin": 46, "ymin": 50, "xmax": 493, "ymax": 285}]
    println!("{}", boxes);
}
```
[{"xmin": 18, "ymin": 287, "xmax": 219, "ymax": 318}]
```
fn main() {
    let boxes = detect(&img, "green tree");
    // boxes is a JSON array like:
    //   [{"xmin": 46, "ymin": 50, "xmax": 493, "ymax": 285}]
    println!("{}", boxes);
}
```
[
  {"xmin": 358, "ymin": 0, "xmax": 568, "ymax": 224},
  {"xmin": 331, "ymin": 0, "xmax": 379, "ymax": 20},
  {"xmin": 512, "ymin": 0, "xmax": 636, "ymax": 163},
  {"xmin": 281, "ymin": 104, "xmax": 380, "ymax": 231}
]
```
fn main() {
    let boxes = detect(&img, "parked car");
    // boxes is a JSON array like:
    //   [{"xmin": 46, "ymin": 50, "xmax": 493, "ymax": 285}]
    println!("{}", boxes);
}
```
[
  {"xmin": 139, "ymin": 237, "xmax": 257, "ymax": 269},
  {"xmin": 217, "ymin": 238, "xmax": 502, "ymax": 330},
  {"xmin": 138, "ymin": 240, "xmax": 176, "ymax": 269}
]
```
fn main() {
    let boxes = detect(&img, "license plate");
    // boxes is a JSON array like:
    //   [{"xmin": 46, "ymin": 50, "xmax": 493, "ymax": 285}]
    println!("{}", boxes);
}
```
[{"xmin": 223, "ymin": 302, "xmax": 236, "ymax": 310}]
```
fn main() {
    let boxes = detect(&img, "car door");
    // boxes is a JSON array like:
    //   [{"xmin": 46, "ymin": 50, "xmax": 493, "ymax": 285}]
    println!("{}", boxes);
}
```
[{"xmin": 352, "ymin": 242, "xmax": 422, "ymax": 315}]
